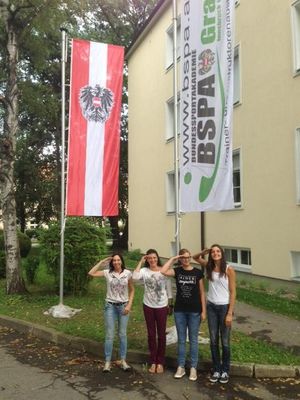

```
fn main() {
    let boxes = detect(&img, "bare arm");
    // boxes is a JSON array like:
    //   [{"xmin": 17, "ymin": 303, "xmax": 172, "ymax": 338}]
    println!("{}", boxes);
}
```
[
  {"xmin": 132, "ymin": 255, "xmax": 146, "ymax": 280},
  {"xmin": 123, "ymin": 278, "xmax": 135, "ymax": 315},
  {"xmin": 160, "ymin": 255, "xmax": 181, "ymax": 277},
  {"xmin": 192, "ymin": 248, "xmax": 209, "ymax": 267},
  {"xmin": 88, "ymin": 256, "xmax": 112, "ymax": 277},
  {"xmin": 199, "ymin": 278, "xmax": 206, "ymax": 321},
  {"xmin": 225, "ymin": 266, "xmax": 236, "ymax": 327}
]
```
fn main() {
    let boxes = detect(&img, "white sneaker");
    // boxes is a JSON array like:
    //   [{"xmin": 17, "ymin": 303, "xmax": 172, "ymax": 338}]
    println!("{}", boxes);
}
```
[
  {"xmin": 120, "ymin": 359, "xmax": 131, "ymax": 371},
  {"xmin": 219, "ymin": 371, "xmax": 229, "ymax": 384},
  {"xmin": 189, "ymin": 367, "xmax": 197, "ymax": 381},
  {"xmin": 174, "ymin": 366, "xmax": 186, "ymax": 379},
  {"xmin": 209, "ymin": 371, "xmax": 220, "ymax": 383},
  {"xmin": 103, "ymin": 361, "xmax": 111, "ymax": 373}
]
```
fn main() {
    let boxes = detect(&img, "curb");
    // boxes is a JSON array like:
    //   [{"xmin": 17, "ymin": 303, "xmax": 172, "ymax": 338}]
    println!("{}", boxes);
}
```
[{"xmin": 0, "ymin": 314, "xmax": 299, "ymax": 379}]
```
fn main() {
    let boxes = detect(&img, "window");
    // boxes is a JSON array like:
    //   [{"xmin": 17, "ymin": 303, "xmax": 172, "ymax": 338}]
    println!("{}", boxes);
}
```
[
  {"xmin": 233, "ymin": 149, "xmax": 241, "ymax": 207},
  {"xmin": 296, "ymin": 129, "xmax": 300, "ymax": 204},
  {"xmin": 165, "ymin": 19, "xmax": 181, "ymax": 69},
  {"xmin": 233, "ymin": 45, "xmax": 241, "ymax": 104},
  {"xmin": 292, "ymin": 1, "xmax": 300, "ymax": 73},
  {"xmin": 166, "ymin": 171, "xmax": 176, "ymax": 213},
  {"xmin": 291, "ymin": 251, "xmax": 300, "ymax": 280},
  {"xmin": 224, "ymin": 247, "xmax": 252, "ymax": 272},
  {"xmin": 165, "ymin": 95, "xmax": 180, "ymax": 140}
]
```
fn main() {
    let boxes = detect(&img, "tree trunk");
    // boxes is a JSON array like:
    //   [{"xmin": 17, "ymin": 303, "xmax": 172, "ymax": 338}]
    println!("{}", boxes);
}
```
[{"xmin": 0, "ymin": 4, "xmax": 26, "ymax": 294}]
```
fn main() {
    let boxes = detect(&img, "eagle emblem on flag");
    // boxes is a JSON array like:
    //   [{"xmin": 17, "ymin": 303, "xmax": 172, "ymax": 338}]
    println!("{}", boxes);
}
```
[{"xmin": 79, "ymin": 84, "xmax": 114, "ymax": 123}]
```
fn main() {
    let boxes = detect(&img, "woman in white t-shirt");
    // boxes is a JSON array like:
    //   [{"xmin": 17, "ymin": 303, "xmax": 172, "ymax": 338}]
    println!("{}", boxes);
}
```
[
  {"xmin": 88, "ymin": 253, "xmax": 134, "ymax": 373},
  {"xmin": 133, "ymin": 249, "xmax": 173, "ymax": 374}
]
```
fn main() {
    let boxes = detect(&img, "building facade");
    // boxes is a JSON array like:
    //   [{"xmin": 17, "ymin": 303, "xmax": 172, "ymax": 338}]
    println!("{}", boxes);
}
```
[{"xmin": 127, "ymin": 0, "xmax": 300, "ymax": 282}]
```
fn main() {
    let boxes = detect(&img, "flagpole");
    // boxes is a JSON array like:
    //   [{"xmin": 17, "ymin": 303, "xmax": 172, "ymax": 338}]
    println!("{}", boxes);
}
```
[
  {"xmin": 172, "ymin": 0, "xmax": 180, "ymax": 255},
  {"xmin": 59, "ymin": 26, "xmax": 67, "ymax": 306},
  {"xmin": 44, "ymin": 28, "xmax": 81, "ymax": 318}
]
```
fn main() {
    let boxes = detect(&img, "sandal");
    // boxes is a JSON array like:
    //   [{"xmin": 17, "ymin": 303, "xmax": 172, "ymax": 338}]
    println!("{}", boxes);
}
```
[
  {"xmin": 156, "ymin": 364, "xmax": 164, "ymax": 374},
  {"xmin": 148, "ymin": 364, "xmax": 156, "ymax": 373}
]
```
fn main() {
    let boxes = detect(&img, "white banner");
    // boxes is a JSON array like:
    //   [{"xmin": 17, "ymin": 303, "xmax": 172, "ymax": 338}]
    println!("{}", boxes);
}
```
[{"xmin": 180, "ymin": 0, "xmax": 235, "ymax": 211}]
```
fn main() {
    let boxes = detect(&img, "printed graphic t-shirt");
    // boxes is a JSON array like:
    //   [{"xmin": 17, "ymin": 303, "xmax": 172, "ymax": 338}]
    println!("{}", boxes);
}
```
[{"xmin": 174, "ymin": 267, "xmax": 204, "ymax": 313}]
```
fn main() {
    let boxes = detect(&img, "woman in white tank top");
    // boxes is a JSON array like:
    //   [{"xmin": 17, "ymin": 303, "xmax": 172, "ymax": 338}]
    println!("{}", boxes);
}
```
[{"xmin": 193, "ymin": 244, "xmax": 236, "ymax": 384}]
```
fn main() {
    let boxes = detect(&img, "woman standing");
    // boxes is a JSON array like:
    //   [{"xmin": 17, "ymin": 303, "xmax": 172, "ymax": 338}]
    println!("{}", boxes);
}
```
[
  {"xmin": 193, "ymin": 245, "xmax": 236, "ymax": 384},
  {"xmin": 88, "ymin": 254, "xmax": 135, "ymax": 373},
  {"xmin": 160, "ymin": 249, "xmax": 206, "ymax": 382},
  {"xmin": 133, "ymin": 249, "xmax": 173, "ymax": 374}
]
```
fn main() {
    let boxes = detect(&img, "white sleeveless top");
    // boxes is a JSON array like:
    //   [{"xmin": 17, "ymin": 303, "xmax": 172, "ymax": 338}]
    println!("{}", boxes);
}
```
[{"xmin": 207, "ymin": 266, "xmax": 230, "ymax": 305}]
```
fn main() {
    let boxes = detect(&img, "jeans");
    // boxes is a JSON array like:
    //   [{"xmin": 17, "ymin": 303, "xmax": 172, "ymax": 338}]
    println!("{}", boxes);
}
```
[
  {"xmin": 104, "ymin": 302, "xmax": 129, "ymax": 361},
  {"xmin": 207, "ymin": 301, "xmax": 231, "ymax": 373},
  {"xmin": 143, "ymin": 304, "xmax": 168, "ymax": 365},
  {"xmin": 174, "ymin": 311, "xmax": 201, "ymax": 368}
]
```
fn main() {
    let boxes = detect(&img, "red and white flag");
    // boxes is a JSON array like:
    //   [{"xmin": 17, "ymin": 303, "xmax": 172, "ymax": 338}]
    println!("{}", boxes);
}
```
[{"xmin": 66, "ymin": 39, "xmax": 124, "ymax": 216}]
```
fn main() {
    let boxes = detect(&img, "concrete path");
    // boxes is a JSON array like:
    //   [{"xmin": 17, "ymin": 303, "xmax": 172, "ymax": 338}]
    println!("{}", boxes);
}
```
[
  {"xmin": 1, "ymin": 326, "xmax": 299, "ymax": 400},
  {"xmin": 234, "ymin": 302, "xmax": 300, "ymax": 355}
]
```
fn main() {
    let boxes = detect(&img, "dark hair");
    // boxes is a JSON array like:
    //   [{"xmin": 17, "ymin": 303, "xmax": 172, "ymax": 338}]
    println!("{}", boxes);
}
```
[
  {"xmin": 177, "ymin": 248, "xmax": 191, "ymax": 266},
  {"xmin": 206, "ymin": 244, "xmax": 227, "ymax": 281},
  {"xmin": 144, "ymin": 249, "xmax": 162, "ymax": 268},
  {"xmin": 109, "ymin": 253, "xmax": 126, "ymax": 273}
]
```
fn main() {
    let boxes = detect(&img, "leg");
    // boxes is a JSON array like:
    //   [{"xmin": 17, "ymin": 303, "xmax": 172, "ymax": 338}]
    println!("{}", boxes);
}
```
[
  {"xmin": 104, "ymin": 303, "xmax": 116, "ymax": 362},
  {"xmin": 187, "ymin": 312, "xmax": 201, "ymax": 368},
  {"xmin": 207, "ymin": 302, "xmax": 221, "ymax": 373},
  {"xmin": 154, "ymin": 306, "xmax": 168, "ymax": 366},
  {"xmin": 220, "ymin": 304, "xmax": 231, "ymax": 374},
  {"xmin": 117, "ymin": 304, "xmax": 129, "ymax": 361},
  {"xmin": 174, "ymin": 311, "xmax": 188, "ymax": 367},
  {"xmin": 143, "ymin": 304, "xmax": 158, "ymax": 365}
]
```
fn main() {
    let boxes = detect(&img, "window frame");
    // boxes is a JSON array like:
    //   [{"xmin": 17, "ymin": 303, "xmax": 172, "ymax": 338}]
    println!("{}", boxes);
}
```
[
  {"xmin": 224, "ymin": 246, "xmax": 252, "ymax": 272},
  {"xmin": 233, "ymin": 44, "xmax": 241, "ymax": 106},
  {"xmin": 291, "ymin": 0, "xmax": 300, "ymax": 74},
  {"xmin": 233, "ymin": 148, "xmax": 242, "ymax": 208},
  {"xmin": 165, "ymin": 170, "xmax": 176, "ymax": 214},
  {"xmin": 165, "ymin": 17, "xmax": 181, "ymax": 70},
  {"xmin": 295, "ymin": 128, "xmax": 300, "ymax": 204}
]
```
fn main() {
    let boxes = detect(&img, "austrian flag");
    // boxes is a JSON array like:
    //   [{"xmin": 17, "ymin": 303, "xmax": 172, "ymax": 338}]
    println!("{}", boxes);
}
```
[{"xmin": 66, "ymin": 39, "xmax": 124, "ymax": 216}]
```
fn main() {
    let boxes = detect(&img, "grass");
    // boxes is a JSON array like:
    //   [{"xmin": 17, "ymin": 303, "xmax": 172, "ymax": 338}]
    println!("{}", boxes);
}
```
[
  {"xmin": 1, "ymin": 260, "xmax": 300, "ymax": 366},
  {"xmin": 1, "ymin": 247, "xmax": 300, "ymax": 366},
  {"xmin": 237, "ymin": 287, "xmax": 300, "ymax": 321}
]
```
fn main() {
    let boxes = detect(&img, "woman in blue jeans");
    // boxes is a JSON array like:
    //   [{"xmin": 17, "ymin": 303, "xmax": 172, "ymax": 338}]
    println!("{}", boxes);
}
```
[
  {"xmin": 161, "ymin": 249, "xmax": 206, "ymax": 382},
  {"xmin": 88, "ymin": 254, "xmax": 135, "ymax": 373},
  {"xmin": 193, "ymin": 244, "xmax": 236, "ymax": 384}
]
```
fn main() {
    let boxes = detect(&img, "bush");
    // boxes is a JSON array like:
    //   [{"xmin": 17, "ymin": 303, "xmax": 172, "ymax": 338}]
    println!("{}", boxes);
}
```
[
  {"xmin": 39, "ymin": 218, "xmax": 107, "ymax": 295},
  {"xmin": 0, "ymin": 230, "xmax": 32, "ymax": 278},
  {"xmin": 23, "ymin": 255, "xmax": 40, "ymax": 284},
  {"xmin": 125, "ymin": 248, "xmax": 142, "ymax": 261}
]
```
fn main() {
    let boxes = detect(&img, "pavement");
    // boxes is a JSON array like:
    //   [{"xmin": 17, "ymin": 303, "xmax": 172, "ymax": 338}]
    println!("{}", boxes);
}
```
[
  {"xmin": 0, "ymin": 300, "xmax": 299, "ymax": 381},
  {"xmin": 0, "ymin": 325, "xmax": 300, "ymax": 400}
]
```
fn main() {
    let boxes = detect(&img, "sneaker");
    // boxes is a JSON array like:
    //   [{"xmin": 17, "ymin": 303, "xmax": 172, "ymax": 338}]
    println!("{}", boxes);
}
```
[
  {"xmin": 103, "ymin": 361, "xmax": 111, "ymax": 373},
  {"xmin": 219, "ymin": 372, "xmax": 229, "ymax": 384},
  {"xmin": 174, "ymin": 366, "xmax": 186, "ymax": 379},
  {"xmin": 209, "ymin": 371, "xmax": 220, "ymax": 383},
  {"xmin": 120, "ymin": 359, "xmax": 131, "ymax": 371},
  {"xmin": 189, "ymin": 367, "xmax": 197, "ymax": 381}
]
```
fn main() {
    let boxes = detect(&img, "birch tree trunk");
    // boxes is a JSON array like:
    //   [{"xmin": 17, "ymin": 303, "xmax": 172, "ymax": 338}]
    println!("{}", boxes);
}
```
[{"xmin": 0, "ymin": 2, "xmax": 26, "ymax": 294}]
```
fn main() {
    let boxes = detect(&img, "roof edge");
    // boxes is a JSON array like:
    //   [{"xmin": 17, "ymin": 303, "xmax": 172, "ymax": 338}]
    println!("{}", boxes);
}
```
[{"xmin": 126, "ymin": 0, "xmax": 171, "ymax": 60}]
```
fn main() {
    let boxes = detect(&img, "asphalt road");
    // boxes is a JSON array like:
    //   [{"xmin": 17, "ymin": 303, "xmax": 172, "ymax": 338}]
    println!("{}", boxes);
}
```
[{"xmin": 0, "ymin": 325, "xmax": 299, "ymax": 400}]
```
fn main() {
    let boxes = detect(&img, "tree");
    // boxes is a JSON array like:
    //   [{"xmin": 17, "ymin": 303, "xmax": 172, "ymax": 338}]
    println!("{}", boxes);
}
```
[{"xmin": 0, "ymin": 0, "xmax": 82, "ymax": 293}]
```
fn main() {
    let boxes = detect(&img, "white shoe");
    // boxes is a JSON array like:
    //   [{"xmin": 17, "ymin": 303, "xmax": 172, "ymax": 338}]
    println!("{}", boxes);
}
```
[
  {"xmin": 174, "ymin": 366, "xmax": 186, "ymax": 379},
  {"xmin": 189, "ymin": 367, "xmax": 197, "ymax": 381},
  {"xmin": 103, "ymin": 361, "xmax": 111, "ymax": 373},
  {"xmin": 120, "ymin": 359, "xmax": 131, "ymax": 371}
]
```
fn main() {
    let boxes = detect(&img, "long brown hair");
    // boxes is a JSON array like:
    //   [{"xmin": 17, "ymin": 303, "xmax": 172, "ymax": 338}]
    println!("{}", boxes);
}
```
[{"xmin": 206, "ymin": 244, "xmax": 227, "ymax": 281}]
